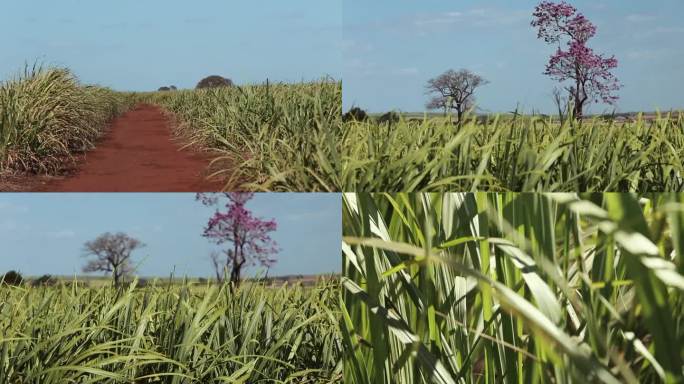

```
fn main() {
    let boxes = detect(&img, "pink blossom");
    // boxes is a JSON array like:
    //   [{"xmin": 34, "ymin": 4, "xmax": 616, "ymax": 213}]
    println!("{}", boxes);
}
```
[
  {"xmin": 532, "ymin": 1, "xmax": 621, "ymax": 116},
  {"xmin": 197, "ymin": 193, "xmax": 279, "ymax": 279}
]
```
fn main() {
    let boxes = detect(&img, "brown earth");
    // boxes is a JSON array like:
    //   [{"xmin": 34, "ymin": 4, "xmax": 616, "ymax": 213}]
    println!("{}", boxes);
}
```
[{"xmin": 1, "ymin": 104, "xmax": 226, "ymax": 192}]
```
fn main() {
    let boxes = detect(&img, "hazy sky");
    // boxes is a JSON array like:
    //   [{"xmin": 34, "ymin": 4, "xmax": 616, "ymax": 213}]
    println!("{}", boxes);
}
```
[
  {"xmin": 0, "ymin": 0, "xmax": 341, "ymax": 91},
  {"xmin": 0, "ymin": 193, "xmax": 340, "ymax": 278},
  {"xmin": 343, "ymin": 0, "xmax": 684, "ymax": 113}
]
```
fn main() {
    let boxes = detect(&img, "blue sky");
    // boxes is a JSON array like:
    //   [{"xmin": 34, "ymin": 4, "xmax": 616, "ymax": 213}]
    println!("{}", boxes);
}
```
[
  {"xmin": 0, "ymin": 193, "xmax": 340, "ymax": 278},
  {"xmin": 0, "ymin": 0, "xmax": 341, "ymax": 91},
  {"xmin": 343, "ymin": 0, "xmax": 684, "ymax": 113}
]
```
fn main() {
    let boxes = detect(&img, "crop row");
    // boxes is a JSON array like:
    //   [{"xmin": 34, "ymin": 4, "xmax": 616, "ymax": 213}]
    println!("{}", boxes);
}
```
[
  {"xmin": 0, "ymin": 279, "xmax": 342, "ymax": 383},
  {"xmin": 339, "ymin": 114, "xmax": 684, "ymax": 192},
  {"xmin": 0, "ymin": 66, "xmax": 134, "ymax": 173},
  {"xmin": 145, "ymin": 79, "xmax": 342, "ymax": 191}
]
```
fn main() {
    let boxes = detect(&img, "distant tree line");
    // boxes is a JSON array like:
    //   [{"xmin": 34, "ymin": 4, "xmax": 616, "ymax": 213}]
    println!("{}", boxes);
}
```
[
  {"xmin": 342, "ymin": 107, "xmax": 400, "ymax": 125},
  {"xmin": 1, "ymin": 270, "xmax": 57, "ymax": 287},
  {"xmin": 155, "ymin": 75, "xmax": 235, "ymax": 92}
]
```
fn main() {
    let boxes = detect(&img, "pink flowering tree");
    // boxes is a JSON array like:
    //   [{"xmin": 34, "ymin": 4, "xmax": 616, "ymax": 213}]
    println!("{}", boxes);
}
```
[
  {"xmin": 197, "ymin": 193, "xmax": 278, "ymax": 286},
  {"xmin": 532, "ymin": 1, "xmax": 621, "ymax": 119}
]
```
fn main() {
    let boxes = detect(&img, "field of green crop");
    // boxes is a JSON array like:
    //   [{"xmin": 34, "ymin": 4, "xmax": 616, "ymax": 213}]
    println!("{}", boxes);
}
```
[
  {"xmin": 0, "ymin": 65, "xmax": 134, "ymax": 174},
  {"xmin": 4, "ymin": 64, "xmax": 684, "ymax": 193},
  {"xmin": 342, "ymin": 192, "xmax": 684, "ymax": 383},
  {"xmin": 0, "ymin": 279, "xmax": 342, "ymax": 383},
  {"xmin": 340, "ymin": 114, "xmax": 684, "ymax": 192},
  {"xmin": 144, "ymin": 79, "xmax": 342, "ymax": 191}
]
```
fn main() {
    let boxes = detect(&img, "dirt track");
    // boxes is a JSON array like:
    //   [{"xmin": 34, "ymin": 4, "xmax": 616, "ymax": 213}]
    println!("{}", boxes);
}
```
[{"xmin": 41, "ymin": 104, "xmax": 223, "ymax": 192}]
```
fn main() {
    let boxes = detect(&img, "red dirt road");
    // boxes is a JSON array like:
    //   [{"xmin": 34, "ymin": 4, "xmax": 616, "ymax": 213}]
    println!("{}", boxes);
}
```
[{"xmin": 43, "ymin": 104, "xmax": 224, "ymax": 192}]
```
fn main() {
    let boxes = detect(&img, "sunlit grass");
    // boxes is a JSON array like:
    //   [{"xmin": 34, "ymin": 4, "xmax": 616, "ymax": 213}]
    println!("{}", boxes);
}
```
[
  {"xmin": 340, "ymin": 114, "xmax": 684, "ymax": 192},
  {"xmin": 342, "ymin": 192, "xmax": 684, "ymax": 383},
  {"xmin": 0, "ymin": 65, "xmax": 134, "ymax": 173},
  {"xmin": 0, "ymin": 278, "xmax": 342, "ymax": 383},
  {"xmin": 142, "ymin": 79, "xmax": 342, "ymax": 191}
]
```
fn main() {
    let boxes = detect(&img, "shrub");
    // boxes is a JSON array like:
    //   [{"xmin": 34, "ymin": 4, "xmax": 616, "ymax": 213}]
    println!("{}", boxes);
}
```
[
  {"xmin": 157, "ymin": 86, "xmax": 171, "ymax": 92},
  {"xmin": 377, "ymin": 111, "xmax": 399, "ymax": 125},
  {"xmin": 342, "ymin": 106, "xmax": 368, "ymax": 123},
  {"xmin": 195, "ymin": 75, "xmax": 233, "ymax": 89},
  {"xmin": 31, "ymin": 274, "xmax": 55, "ymax": 287},
  {"xmin": 1, "ymin": 270, "xmax": 23, "ymax": 286}
]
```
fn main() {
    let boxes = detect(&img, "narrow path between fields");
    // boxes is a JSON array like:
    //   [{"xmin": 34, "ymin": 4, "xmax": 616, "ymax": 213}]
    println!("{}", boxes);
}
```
[{"xmin": 43, "ymin": 104, "xmax": 223, "ymax": 192}]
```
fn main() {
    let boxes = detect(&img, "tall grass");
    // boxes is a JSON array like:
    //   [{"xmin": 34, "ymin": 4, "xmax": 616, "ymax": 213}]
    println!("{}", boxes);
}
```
[
  {"xmin": 0, "ymin": 65, "xmax": 133, "ymax": 173},
  {"xmin": 130, "ymin": 100, "xmax": 684, "ymax": 191},
  {"xmin": 340, "ymin": 114, "xmax": 684, "ymax": 192},
  {"xmin": 143, "ymin": 79, "xmax": 342, "ymax": 191},
  {"xmin": 0, "ymin": 279, "xmax": 342, "ymax": 383},
  {"xmin": 342, "ymin": 192, "xmax": 684, "ymax": 383}
]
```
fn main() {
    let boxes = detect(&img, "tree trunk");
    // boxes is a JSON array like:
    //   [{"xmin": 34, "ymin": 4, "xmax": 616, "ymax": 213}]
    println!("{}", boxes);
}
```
[
  {"xmin": 228, "ymin": 241, "xmax": 243, "ymax": 289},
  {"xmin": 230, "ymin": 264, "xmax": 241, "ymax": 287},
  {"xmin": 456, "ymin": 106, "xmax": 464, "ymax": 127},
  {"xmin": 573, "ymin": 99, "xmax": 583, "ymax": 120},
  {"xmin": 573, "ymin": 67, "xmax": 583, "ymax": 120}
]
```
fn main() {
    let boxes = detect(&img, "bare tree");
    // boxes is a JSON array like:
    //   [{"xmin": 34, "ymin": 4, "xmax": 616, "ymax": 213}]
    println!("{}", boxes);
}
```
[
  {"xmin": 552, "ymin": 86, "xmax": 570, "ymax": 125},
  {"xmin": 426, "ymin": 96, "xmax": 449, "ymax": 116},
  {"xmin": 425, "ymin": 69, "xmax": 489, "ymax": 125},
  {"xmin": 209, "ymin": 251, "xmax": 223, "ymax": 282},
  {"xmin": 82, "ymin": 232, "xmax": 145, "ymax": 287},
  {"xmin": 209, "ymin": 249, "xmax": 234, "ymax": 283}
]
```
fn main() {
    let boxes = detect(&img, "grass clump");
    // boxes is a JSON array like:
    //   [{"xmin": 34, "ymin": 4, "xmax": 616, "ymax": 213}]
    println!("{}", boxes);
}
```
[
  {"xmin": 0, "ymin": 65, "xmax": 133, "ymax": 173},
  {"xmin": 340, "ymin": 113, "xmax": 684, "ymax": 192},
  {"xmin": 0, "ymin": 278, "xmax": 342, "ymax": 383},
  {"xmin": 144, "ymin": 78, "xmax": 342, "ymax": 191},
  {"xmin": 342, "ymin": 192, "xmax": 684, "ymax": 383}
]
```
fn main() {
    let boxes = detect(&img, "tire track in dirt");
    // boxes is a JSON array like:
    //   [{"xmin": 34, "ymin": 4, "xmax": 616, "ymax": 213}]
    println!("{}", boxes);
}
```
[{"xmin": 42, "ymin": 104, "xmax": 223, "ymax": 192}]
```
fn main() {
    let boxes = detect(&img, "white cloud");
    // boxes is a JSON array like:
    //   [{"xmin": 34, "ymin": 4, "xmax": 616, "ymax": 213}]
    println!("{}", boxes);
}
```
[
  {"xmin": 0, "ymin": 201, "xmax": 29, "ymax": 213},
  {"xmin": 46, "ymin": 229, "xmax": 76, "ymax": 239},
  {"xmin": 345, "ymin": 58, "xmax": 378, "ymax": 77},
  {"xmin": 1, "ymin": 219, "xmax": 18, "ymax": 231},
  {"xmin": 413, "ymin": 7, "xmax": 528, "ymax": 31},
  {"xmin": 633, "ymin": 26, "xmax": 684, "ymax": 40},
  {"xmin": 392, "ymin": 67, "xmax": 420, "ymax": 76},
  {"xmin": 414, "ymin": 18, "xmax": 453, "ymax": 27},
  {"xmin": 626, "ymin": 48, "xmax": 668, "ymax": 61},
  {"xmin": 468, "ymin": 8, "xmax": 488, "ymax": 17},
  {"xmin": 285, "ymin": 210, "xmax": 334, "ymax": 222},
  {"xmin": 342, "ymin": 39, "xmax": 374, "ymax": 54},
  {"xmin": 626, "ymin": 14, "xmax": 656, "ymax": 23},
  {"xmin": 652, "ymin": 26, "xmax": 684, "ymax": 34},
  {"xmin": 414, "ymin": 12, "xmax": 462, "ymax": 26}
]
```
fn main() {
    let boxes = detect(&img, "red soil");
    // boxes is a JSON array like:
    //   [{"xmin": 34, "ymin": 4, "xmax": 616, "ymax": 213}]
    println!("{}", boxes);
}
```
[{"xmin": 39, "ymin": 104, "xmax": 224, "ymax": 192}]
